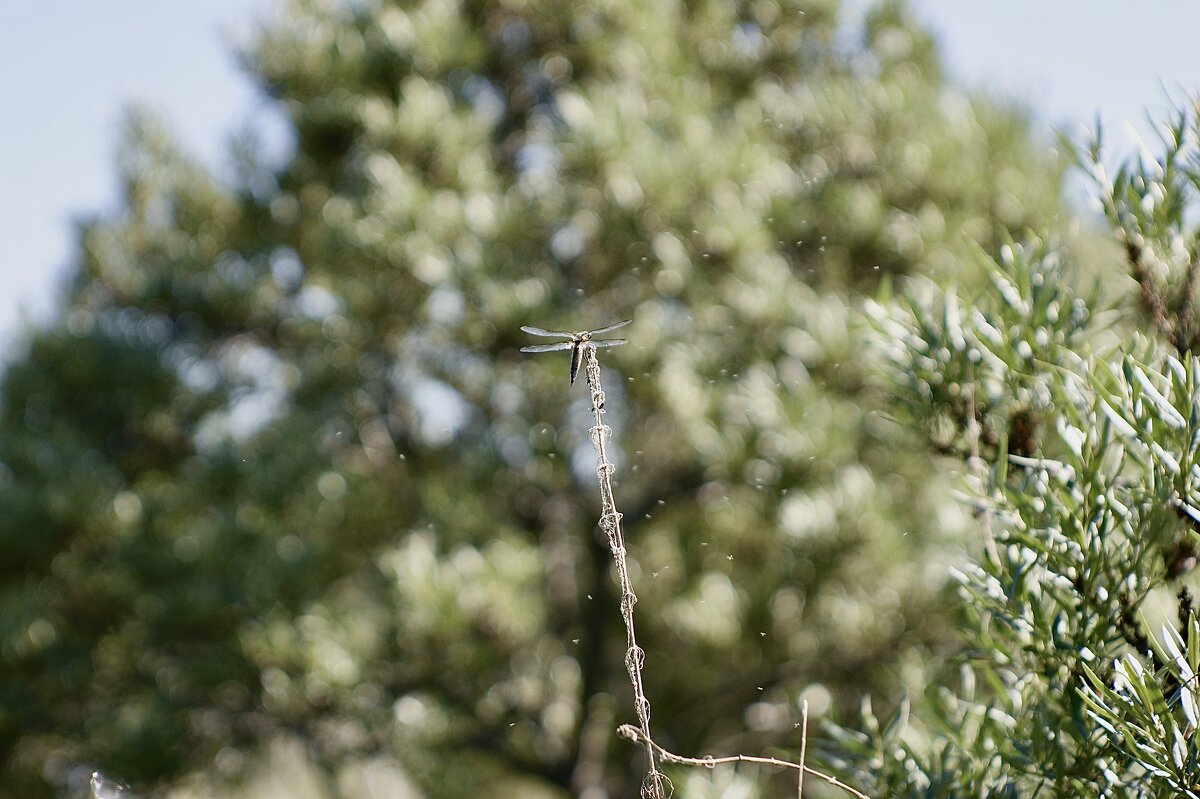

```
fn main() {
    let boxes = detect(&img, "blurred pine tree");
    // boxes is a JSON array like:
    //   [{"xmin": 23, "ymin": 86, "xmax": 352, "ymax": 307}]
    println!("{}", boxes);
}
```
[{"xmin": 0, "ymin": 0, "xmax": 1094, "ymax": 796}]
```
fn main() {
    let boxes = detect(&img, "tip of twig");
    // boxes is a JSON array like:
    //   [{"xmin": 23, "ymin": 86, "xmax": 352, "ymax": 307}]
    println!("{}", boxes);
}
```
[{"xmin": 798, "ymin": 699, "xmax": 809, "ymax": 798}]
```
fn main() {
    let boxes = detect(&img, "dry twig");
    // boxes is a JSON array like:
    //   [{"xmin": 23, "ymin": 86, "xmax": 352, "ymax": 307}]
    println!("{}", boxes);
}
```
[
  {"xmin": 528, "ymin": 333, "xmax": 872, "ymax": 799},
  {"xmin": 581, "ymin": 343, "xmax": 668, "ymax": 798},
  {"xmin": 615, "ymin": 723, "xmax": 870, "ymax": 799}
]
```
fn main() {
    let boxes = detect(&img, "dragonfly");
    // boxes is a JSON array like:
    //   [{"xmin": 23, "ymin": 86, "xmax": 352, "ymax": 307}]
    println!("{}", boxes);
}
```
[{"xmin": 520, "ymin": 320, "xmax": 631, "ymax": 385}]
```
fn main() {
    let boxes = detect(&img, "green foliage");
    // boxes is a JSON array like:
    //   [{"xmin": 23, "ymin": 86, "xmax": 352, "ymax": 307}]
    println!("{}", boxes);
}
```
[
  {"xmin": 0, "ymin": 0, "xmax": 1091, "ymax": 796},
  {"xmin": 1081, "ymin": 617, "xmax": 1200, "ymax": 796},
  {"xmin": 1077, "ymin": 105, "xmax": 1200, "ymax": 353},
  {"xmin": 867, "ymin": 239, "xmax": 1103, "ymax": 461},
  {"xmin": 832, "ymin": 102, "xmax": 1200, "ymax": 798}
]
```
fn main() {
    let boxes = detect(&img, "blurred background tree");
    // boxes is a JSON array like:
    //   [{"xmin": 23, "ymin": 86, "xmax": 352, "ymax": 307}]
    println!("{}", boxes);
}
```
[{"xmin": 0, "ymin": 0, "xmax": 1106, "ymax": 796}]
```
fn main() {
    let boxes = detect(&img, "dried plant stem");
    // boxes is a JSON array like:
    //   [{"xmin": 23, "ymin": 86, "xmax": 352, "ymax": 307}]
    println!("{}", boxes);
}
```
[
  {"xmin": 615, "ymin": 725, "xmax": 870, "ymax": 799},
  {"xmin": 797, "ymin": 699, "xmax": 808, "ymax": 798},
  {"xmin": 582, "ymin": 344, "xmax": 667, "ymax": 799},
  {"xmin": 580, "ymin": 343, "xmax": 868, "ymax": 799}
]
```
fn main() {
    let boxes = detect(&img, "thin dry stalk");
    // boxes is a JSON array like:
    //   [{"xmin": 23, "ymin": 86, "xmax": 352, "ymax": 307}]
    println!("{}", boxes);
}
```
[
  {"xmin": 574, "ymin": 341, "xmax": 869, "ymax": 799},
  {"xmin": 615, "ymin": 725, "xmax": 870, "ymax": 799},
  {"xmin": 582, "ymin": 344, "xmax": 668, "ymax": 799},
  {"xmin": 797, "ymin": 700, "xmax": 808, "ymax": 798}
]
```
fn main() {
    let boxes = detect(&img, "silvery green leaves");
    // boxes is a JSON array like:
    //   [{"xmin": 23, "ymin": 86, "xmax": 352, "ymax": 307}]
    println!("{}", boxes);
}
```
[
  {"xmin": 863, "ymin": 237, "xmax": 1101, "ymax": 461},
  {"xmin": 1081, "ymin": 616, "xmax": 1200, "ymax": 797},
  {"xmin": 851, "ymin": 232, "xmax": 1200, "ymax": 795},
  {"xmin": 823, "ymin": 677, "xmax": 1019, "ymax": 797},
  {"xmin": 1076, "ymin": 105, "xmax": 1200, "ymax": 354},
  {"xmin": 1092, "ymin": 355, "xmax": 1200, "ymax": 577}
]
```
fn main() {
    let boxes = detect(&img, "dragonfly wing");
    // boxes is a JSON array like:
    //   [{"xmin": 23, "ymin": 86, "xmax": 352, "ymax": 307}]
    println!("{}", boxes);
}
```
[
  {"xmin": 588, "ymin": 319, "xmax": 631, "ymax": 336},
  {"xmin": 521, "ymin": 342, "xmax": 574, "ymax": 353},
  {"xmin": 521, "ymin": 325, "xmax": 573, "ymax": 338},
  {"xmin": 591, "ymin": 338, "xmax": 627, "ymax": 348}
]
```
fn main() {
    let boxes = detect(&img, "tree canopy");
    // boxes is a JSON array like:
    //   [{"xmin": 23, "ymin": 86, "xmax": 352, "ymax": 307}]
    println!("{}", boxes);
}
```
[{"xmin": 0, "ymin": 0, "xmax": 1106, "ymax": 796}]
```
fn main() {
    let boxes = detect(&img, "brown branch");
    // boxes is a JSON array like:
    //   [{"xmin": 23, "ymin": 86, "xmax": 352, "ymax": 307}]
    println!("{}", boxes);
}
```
[
  {"xmin": 1179, "ymin": 585, "xmax": 1195, "ymax": 634},
  {"xmin": 616, "ymin": 724, "xmax": 871, "ymax": 799},
  {"xmin": 571, "ymin": 694, "xmax": 616, "ymax": 797},
  {"xmin": 566, "ymin": 517, "xmax": 620, "ymax": 794},
  {"xmin": 1125, "ymin": 238, "xmax": 1176, "ymax": 342},
  {"xmin": 1174, "ymin": 245, "xmax": 1200, "ymax": 353}
]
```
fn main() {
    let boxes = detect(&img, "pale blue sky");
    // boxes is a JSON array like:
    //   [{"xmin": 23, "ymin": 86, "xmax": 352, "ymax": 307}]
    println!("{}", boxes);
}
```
[
  {"xmin": 1, "ymin": 1, "xmax": 1196, "ymax": 347},
  {"xmin": 901, "ymin": 1, "xmax": 1197, "ymax": 148},
  {"xmin": 0, "ymin": 0, "xmax": 274, "ymax": 347}
]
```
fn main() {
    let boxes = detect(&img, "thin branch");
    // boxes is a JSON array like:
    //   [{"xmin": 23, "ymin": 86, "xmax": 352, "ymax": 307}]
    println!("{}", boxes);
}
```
[
  {"xmin": 572, "ymin": 694, "xmax": 616, "ymax": 797},
  {"xmin": 1125, "ymin": 238, "xmax": 1176, "ymax": 342},
  {"xmin": 1174, "ymin": 245, "xmax": 1200, "ymax": 353},
  {"xmin": 616, "ymin": 724, "xmax": 870, "ymax": 799},
  {"xmin": 582, "ymin": 343, "xmax": 667, "ymax": 799},
  {"xmin": 532, "ymin": 337, "xmax": 874, "ymax": 799},
  {"xmin": 797, "ymin": 700, "xmax": 808, "ymax": 798}
]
